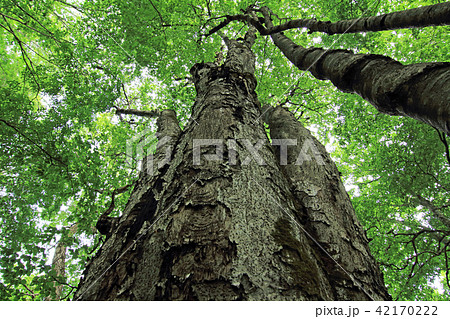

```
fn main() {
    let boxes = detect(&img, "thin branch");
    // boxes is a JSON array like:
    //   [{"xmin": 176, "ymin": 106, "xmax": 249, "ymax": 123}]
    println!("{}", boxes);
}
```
[
  {"xmin": 205, "ymin": 0, "xmax": 212, "ymax": 18},
  {"xmin": 88, "ymin": 236, "xmax": 104, "ymax": 255},
  {"xmin": 0, "ymin": 118, "xmax": 67, "ymax": 167},
  {"xmin": 121, "ymin": 83, "xmax": 130, "ymax": 107},
  {"xmin": 99, "ymin": 184, "xmax": 133, "ymax": 219},
  {"xmin": 149, "ymin": 0, "xmax": 165, "ymax": 24},
  {"xmin": 415, "ymin": 194, "xmax": 450, "ymax": 229},
  {"xmin": 1, "ymin": 16, "xmax": 41, "ymax": 90},
  {"xmin": 96, "ymin": 184, "xmax": 132, "ymax": 235},
  {"xmin": 148, "ymin": 0, "xmax": 168, "ymax": 43},
  {"xmin": 0, "ymin": 12, "xmax": 61, "ymax": 43},
  {"xmin": 436, "ymin": 128, "xmax": 450, "ymax": 166},
  {"xmin": 410, "ymin": 154, "xmax": 450, "ymax": 192},
  {"xmin": 13, "ymin": 2, "xmax": 65, "ymax": 44},
  {"xmin": 202, "ymin": 14, "xmax": 265, "ymax": 40},
  {"xmin": 277, "ymin": 81, "xmax": 312, "ymax": 109},
  {"xmin": 50, "ymin": 276, "xmax": 78, "ymax": 290},
  {"xmin": 62, "ymin": 286, "xmax": 76, "ymax": 301},
  {"xmin": 54, "ymin": 0, "xmax": 84, "ymax": 12},
  {"xmin": 20, "ymin": 283, "xmax": 38, "ymax": 299},
  {"xmin": 17, "ymin": 38, "xmax": 60, "ymax": 68}
]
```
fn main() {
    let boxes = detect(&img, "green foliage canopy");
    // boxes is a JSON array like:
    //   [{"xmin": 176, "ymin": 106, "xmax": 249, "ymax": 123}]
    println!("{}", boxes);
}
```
[{"xmin": 0, "ymin": 0, "xmax": 449, "ymax": 300}]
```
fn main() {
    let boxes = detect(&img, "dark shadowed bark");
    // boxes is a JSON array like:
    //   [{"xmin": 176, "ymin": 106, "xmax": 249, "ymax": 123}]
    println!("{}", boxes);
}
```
[
  {"xmin": 262, "ymin": 2, "xmax": 450, "ymax": 35},
  {"xmin": 261, "ymin": 7, "xmax": 450, "ymax": 134},
  {"xmin": 74, "ymin": 29, "xmax": 389, "ymax": 300}
]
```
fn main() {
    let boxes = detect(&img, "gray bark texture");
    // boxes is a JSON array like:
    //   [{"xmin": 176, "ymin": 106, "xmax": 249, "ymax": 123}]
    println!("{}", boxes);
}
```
[
  {"xmin": 261, "ymin": 7, "xmax": 450, "ymax": 134},
  {"xmin": 73, "ymin": 30, "xmax": 390, "ymax": 300},
  {"xmin": 263, "ymin": 2, "xmax": 450, "ymax": 35},
  {"xmin": 264, "ymin": 105, "xmax": 390, "ymax": 300}
]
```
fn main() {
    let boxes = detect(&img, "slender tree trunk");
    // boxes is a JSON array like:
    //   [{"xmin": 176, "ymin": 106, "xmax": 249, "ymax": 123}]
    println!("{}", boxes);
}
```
[
  {"xmin": 262, "ymin": 2, "xmax": 450, "ymax": 35},
  {"xmin": 261, "ymin": 7, "xmax": 450, "ymax": 134},
  {"xmin": 46, "ymin": 224, "xmax": 77, "ymax": 300},
  {"xmin": 74, "ymin": 30, "xmax": 389, "ymax": 300},
  {"xmin": 46, "ymin": 242, "xmax": 66, "ymax": 300}
]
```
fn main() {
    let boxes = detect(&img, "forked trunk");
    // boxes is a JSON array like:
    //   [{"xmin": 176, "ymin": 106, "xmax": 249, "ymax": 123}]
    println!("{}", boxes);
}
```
[{"xmin": 74, "ymin": 31, "xmax": 389, "ymax": 300}]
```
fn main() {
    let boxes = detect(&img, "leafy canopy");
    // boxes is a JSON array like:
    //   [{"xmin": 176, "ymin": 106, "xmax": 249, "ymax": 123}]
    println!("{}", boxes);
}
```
[{"xmin": 0, "ymin": 0, "xmax": 449, "ymax": 300}]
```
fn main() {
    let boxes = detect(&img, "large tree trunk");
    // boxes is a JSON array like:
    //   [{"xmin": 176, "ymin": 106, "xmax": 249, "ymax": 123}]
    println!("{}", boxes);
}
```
[
  {"xmin": 261, "ymin": 7, "xmax": 450, "ymax": 134},
  {"xmin": 261, "ymin": 2, "xmax": 450, "ymax": 35},
  {"xmin": 74, "ymin": 30, "xmax": 389, "ymax": 300},
  {"xmin": 264, "ymin": 105, "xmax": 390, "ymax": 300}
]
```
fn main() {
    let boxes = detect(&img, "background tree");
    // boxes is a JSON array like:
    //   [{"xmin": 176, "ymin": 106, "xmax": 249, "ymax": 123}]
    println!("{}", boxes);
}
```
[{"xmin": 0, "ymin": 0, "xmax": 449, "ymax": 300}]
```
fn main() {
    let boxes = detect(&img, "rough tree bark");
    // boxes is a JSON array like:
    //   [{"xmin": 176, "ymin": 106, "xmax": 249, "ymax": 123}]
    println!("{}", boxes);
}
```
[
  {"xmin": 263, "ymin": 105, "xmax": 390, "ymax": 300},
  {"xmin": 74, "ymin": 29, "xmax": 389, "ymax": 300},
  {"xmin": 261, "ymin": 2, "xmax": 450, "ymax": 35},
  {"xmin": 260, "ymin": 7, "xmax": 450, "ymax": 134},
  {"xmin": 206, "ymin": 3, "xmax": 450, "ymax": 38}
]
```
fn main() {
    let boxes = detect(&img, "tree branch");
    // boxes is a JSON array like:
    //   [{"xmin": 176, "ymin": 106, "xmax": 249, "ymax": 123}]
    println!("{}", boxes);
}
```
[
  {"xmin": 416, "ymin": 194, "xmax": 450, "ymax": 229},
  {"xmin": 261, "ymin": 2, "xmax": 450, "ymax": 35},
  {"xmin": 54, "ymin": 0, "xmax": 84, "ymax": 13},
  {"xmin": 96, "ymin": 184, "xmax": 132, "ymax": 236},
  {"xmin": 1, "ymin": 16, "xmax": 40, "ymax": 90},
  {"xmin": 149, "ymin": 0, "xmax": 165, "ymax": 24},
  {"xmin": 0, "ymin": 11, "xmax": 63, "ymax": 44},
  {"xmin": 202, "ymin": 14, "xmax": 266, "ymax": 40},
  {"xmin": 436, "ymin": 128, "xmax": 450, "ymax": 166},
  {"xmin": 0, "ymin": 118, "xmax": 67, "ymax": 167},
  {"xmin": 115, "ymin": 108, "xmax": 161, "ymax": 118},
  {"xmin": 121, "ymin": 83, "xmax": 130, "ymax": 107},
  {"xmin": 13, "ymin": 3, "xmax": 65, "ymax": 44}
]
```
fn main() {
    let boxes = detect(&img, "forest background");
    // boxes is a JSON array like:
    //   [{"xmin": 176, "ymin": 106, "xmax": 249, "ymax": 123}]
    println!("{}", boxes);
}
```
[{"xmin": 0, "ymin": 0, "xmax": 449, "ymax": 301}]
